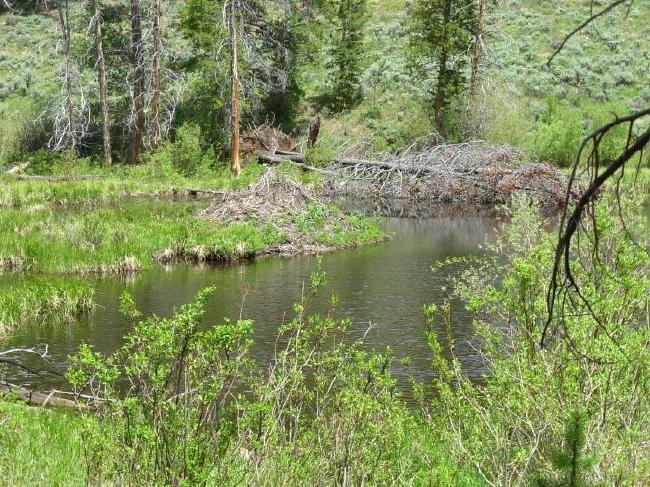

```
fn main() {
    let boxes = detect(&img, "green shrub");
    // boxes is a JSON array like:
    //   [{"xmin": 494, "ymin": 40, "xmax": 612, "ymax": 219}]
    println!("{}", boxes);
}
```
[
  {"xmin": 534, "ymin": 98, "xmax": 583, "ymax": 167},
  {"xmin": 67, "ymin": 287, "xmax": 254, "ymax": 486},
  {"xmin": 0, "ymin": 96, "xmax": 45, "ymax": 166},
  {"xmin": 428, "ymin": 192, "xmax": 650, "ymax": 485},
  {"xmin": 146, "ymin": 123, "xmax": 212, "ymax": 177}
]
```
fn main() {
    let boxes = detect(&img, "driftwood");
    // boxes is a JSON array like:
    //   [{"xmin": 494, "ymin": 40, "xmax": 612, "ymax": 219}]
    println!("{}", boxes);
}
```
[
  {"xmin": 0, "ymin": 383, "xmax": 84, "ymax": 409},
  {"xmin": 5, "ymin": 162, "xmax": 30, "ymax": 174}
]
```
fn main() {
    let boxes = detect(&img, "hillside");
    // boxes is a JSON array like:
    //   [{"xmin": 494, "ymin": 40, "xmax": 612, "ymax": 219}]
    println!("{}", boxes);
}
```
[{"xmin": 0, "ymin": 0, "xmax": 648, "ymax": 166}]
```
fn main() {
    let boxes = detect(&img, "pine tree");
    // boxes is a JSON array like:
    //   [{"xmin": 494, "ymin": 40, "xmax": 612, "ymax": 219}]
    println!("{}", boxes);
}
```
[
  {"xmin": 408, "ymin": 0, "xmax": 477, "ymax": 137},
  {"xmin": 328, "ymin": 0, "xmax": 368, "ymax": 112}
]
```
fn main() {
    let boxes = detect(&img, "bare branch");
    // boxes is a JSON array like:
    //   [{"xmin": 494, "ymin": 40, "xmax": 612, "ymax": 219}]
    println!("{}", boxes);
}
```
[
  {"xmin": 543, "ymin": 107, "xmax": 650, "ymax": 346},
  {"xmin": 546, "ymin": 0, "xmax": 631, "ymax": 69}
]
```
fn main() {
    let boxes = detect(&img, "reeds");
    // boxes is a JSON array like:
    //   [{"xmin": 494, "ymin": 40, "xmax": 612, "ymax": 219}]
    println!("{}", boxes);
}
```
[{"xmin": 0, "ymin": 277, "xmax": 94, "ymax": 335}]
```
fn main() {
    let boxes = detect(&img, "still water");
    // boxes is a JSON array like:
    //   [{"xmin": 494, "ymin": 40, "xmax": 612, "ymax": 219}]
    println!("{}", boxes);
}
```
[{"xmin": 2, "ymin": 213, "xmax": 497, "ymax": 394}]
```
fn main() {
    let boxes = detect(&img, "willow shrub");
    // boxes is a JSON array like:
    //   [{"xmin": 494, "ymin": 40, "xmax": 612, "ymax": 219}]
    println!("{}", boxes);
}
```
[
  {"xmin": 427, "ymin": 193, "xmax": 650, "ymax": 486},
  {"xmin": 66, "ymin": 262, "xmax": 451, "ymax": 486}
]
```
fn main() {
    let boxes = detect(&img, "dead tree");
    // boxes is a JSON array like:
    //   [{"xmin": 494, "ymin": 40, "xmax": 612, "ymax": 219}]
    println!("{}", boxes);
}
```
[
  {"xmin": 52, "ymin": 0, "xmax": 76, "ymax": 151},
  {"xmin": 126, "ymin": 0, "xmax": 145, "ymax": 164},
  {"xmin": 229, "ymin": 0, "xmax": 241, "ymax": 177},
  {"xmin": 91, "ymin": 0, "xmax": 112, "ymax": 165},
  {"xmin": 149, "ymin": 0, "xmax": 162, "ymax": 151},
  {"xmin": 466, "ymin": 0, "xmax": 486, "ymax": 136}
]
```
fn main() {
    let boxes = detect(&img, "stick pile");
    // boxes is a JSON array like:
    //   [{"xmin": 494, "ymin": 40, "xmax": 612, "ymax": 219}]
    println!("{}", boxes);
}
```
[
  {"xmin": 323, "ymin": 142, "xmax": 573, "ymax": 210},
  {"xmin": 199, "ymin": 169, "xmax": 319, "ymax": 225}
]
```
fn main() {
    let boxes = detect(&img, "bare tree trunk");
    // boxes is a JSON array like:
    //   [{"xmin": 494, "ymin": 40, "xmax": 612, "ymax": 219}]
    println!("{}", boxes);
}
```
[
  {"xmin": 229, "ymin": 0, "xmax": 241, "ymax": 177},
  {"xmin": 433, "ymin": 50, "xmax": 448, "ymax": 134},
  {"xmin": 150, "ymin": 0, "xmax": 162, "ymax": 151},
  {"xmin": 92, "ymin": 0, "xmax": 112, "ymax": 165},
  {"xmin": 126, "ymin": 0, "xmax": 145, "ymax": 164},
  {"xmin": 433, "ymin": 0, "xmax": 452, "ymax": 134},
  {"xmin": 59, "ymin": 0, "xmax": 75, "ymax": 150}
]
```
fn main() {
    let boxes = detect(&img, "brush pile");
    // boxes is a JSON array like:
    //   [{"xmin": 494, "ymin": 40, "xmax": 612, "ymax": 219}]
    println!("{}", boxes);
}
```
[
  {"xmin": 199, "ymin": 170, "xmax": 383, "ymax": 256},
  {"xmin": 323, "ymin": 142, "xmax": 573, "ymax": 211},
  {"xmin": 240, "ymin": 124, "xmax": 295, "ymax": 162},
  {"xmin": 199, "ymin": 169, "xmax": 318, "ymax": 225}
]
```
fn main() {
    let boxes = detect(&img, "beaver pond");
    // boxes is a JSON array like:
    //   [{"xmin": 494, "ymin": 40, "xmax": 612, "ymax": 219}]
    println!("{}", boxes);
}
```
[{"xmin": 2, "ymin": 209, "xmax": 498, "ymax": 397}]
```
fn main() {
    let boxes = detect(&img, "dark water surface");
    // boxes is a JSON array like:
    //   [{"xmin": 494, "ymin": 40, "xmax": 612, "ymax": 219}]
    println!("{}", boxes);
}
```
[{"xmin": 2, "ymin": 214, "xmax": 497, "ymax": 394}]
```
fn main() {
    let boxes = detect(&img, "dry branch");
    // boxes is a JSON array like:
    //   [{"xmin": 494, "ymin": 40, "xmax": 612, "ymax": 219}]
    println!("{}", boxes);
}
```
[
  {"xmin": 5, "ymin": 162, "xmax": 30, "ymax": 174},
  {"xmin": 322, "ymin": 142, "xmax": 572, "ymax": 210}
]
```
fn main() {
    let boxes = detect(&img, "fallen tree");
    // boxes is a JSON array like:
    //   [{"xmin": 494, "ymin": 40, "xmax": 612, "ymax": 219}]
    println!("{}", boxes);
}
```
[{"xmin": 257, "ymin": 141, "xmax": 574, "ymax": 212}]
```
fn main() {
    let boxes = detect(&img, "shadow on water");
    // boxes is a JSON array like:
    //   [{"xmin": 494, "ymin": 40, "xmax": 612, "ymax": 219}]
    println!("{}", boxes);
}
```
[{"xmin": 2, "ymin": 206, "xmax": 499, "ymax": 400}]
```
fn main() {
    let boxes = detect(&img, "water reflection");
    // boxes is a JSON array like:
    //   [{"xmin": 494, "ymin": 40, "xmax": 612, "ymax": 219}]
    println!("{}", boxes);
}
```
[{"xmin": 2, "ymin": 215, "xmax": 497, "ymax": 396}]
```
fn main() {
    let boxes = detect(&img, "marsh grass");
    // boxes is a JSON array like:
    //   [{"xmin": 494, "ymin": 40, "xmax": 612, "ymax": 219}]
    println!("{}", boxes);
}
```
[
  {"xmin": 0, "ymin": 277, "xmax": 94, "ymax": 335},
  {"xmin": 0, "ymin": 200, "xmax": 290, "ymax": 275},
  {"xmin": 0, "ymin": 161, "xmax": 265, "ymax": 208}
]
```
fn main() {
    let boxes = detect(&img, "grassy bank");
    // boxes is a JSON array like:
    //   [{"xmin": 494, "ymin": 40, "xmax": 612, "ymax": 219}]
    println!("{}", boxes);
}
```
[
  {"xmin": 0, "ymin": 163, "xmax": 385, "ymax": 332},
  {"xmin": 0, "ymin": 161, "xmax": 266, "ymax": 208},
  {"xmin": 0, "ymin": 193, "xmax": 383, "ymax": 276}
]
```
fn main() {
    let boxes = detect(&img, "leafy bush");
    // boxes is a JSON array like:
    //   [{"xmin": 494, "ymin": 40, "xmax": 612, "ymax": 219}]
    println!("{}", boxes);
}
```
[
  {"xmin": 146, "ymin": 123, "xmax": 212, "ymax": 177},
  {"xmin": 427, "ymin": 193, "xmax": 650, "ymax": 485},
  {"xmin": 66, "ymin": 264, "xmax": 441, "ymax": 485},
  {"xmin": 0, "ymin": 96, "xmax": 48, "ymax": 166},
  {"xmin": 67, "ymin": 287, "xmax": 254, "ymax": 485},
  {"xmin": 534, "ymin": 98, "xmax": 583, "ymax": 167}
]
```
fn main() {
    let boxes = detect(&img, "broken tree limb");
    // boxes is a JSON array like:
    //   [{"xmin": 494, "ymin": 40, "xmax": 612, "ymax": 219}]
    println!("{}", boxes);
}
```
[{"xmin": 256, "ymin": 151, "xmax": 336, "ymax": 175}]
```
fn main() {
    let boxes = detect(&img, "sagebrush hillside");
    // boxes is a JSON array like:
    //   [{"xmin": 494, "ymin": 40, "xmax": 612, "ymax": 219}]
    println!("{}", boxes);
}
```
[{"xmin": 0, "ymin": 0, "xmax": 648, "ymax": 166}]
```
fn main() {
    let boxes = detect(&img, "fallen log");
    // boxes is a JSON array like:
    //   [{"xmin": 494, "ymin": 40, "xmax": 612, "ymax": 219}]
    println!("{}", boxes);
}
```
[
  {"xmin": 256, "ymin": 151, "xmax": 336, "ymax": 175},
  {"xmin": 260, "ymin": 151, "xmax": 456, "ymax": 176},
  {"xmin": 186, "ymin": 188, "xmax": 228, "ymax": 197},
  {"xmin": 0, "ymin": 382, "xmax": 84, "ymax": 409},
  {"xmin": 14, "ymin": 174, "xmax": 99, "ymax": 182},
  {"xmin": 5, "ymin": 162, "xmax": 30, "ymax": 174}
]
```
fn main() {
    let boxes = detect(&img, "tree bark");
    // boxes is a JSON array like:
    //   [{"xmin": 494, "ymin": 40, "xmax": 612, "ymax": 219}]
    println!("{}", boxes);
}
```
[
  {"xmin": 433, "ymin": 0, "xmax": 452, "ymax": 133},
  {"xmin": 93, "ymin": 0, "xmax": 112, "ymax": 165},
  {"xmin": 229, "ymin": 0, "xmax": 241, "ymax": 177},
  {"xmin": 126, "ymin": 0, "xmax": 145, "ymax": 164},
  {"xmin": 150, "ymin": 0, "xmax": 162, "ymax": 151},
  {"xmin": 466, "ymin": 0, "xmax": 485, "ymax": 134}
]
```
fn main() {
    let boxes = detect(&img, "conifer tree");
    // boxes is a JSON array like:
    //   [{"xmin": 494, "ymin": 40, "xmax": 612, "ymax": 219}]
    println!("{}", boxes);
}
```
[
  {"xmin": 328, "ymin": 0, "xmax": 368, "ymax": 112},
  {"xmin": 408, "ymin": 0, "xmax": 477, "ymax": 137}
]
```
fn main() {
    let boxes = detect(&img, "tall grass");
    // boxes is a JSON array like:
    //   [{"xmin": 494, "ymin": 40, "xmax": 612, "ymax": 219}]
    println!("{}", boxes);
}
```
[
  {"xmin": 0, "ymin": 277, "xmax": 94, "ymax": 335},
  {"xmin": 0, "ymin": 162, "xmax": 265, "ymax": 208},
  {"xmin": 0, "ymin": 401, "xmax": 86, "ymax": 486},
  {"xmin": 0, "ymin": 201, "xmax": 285, "ymax": 275}
]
